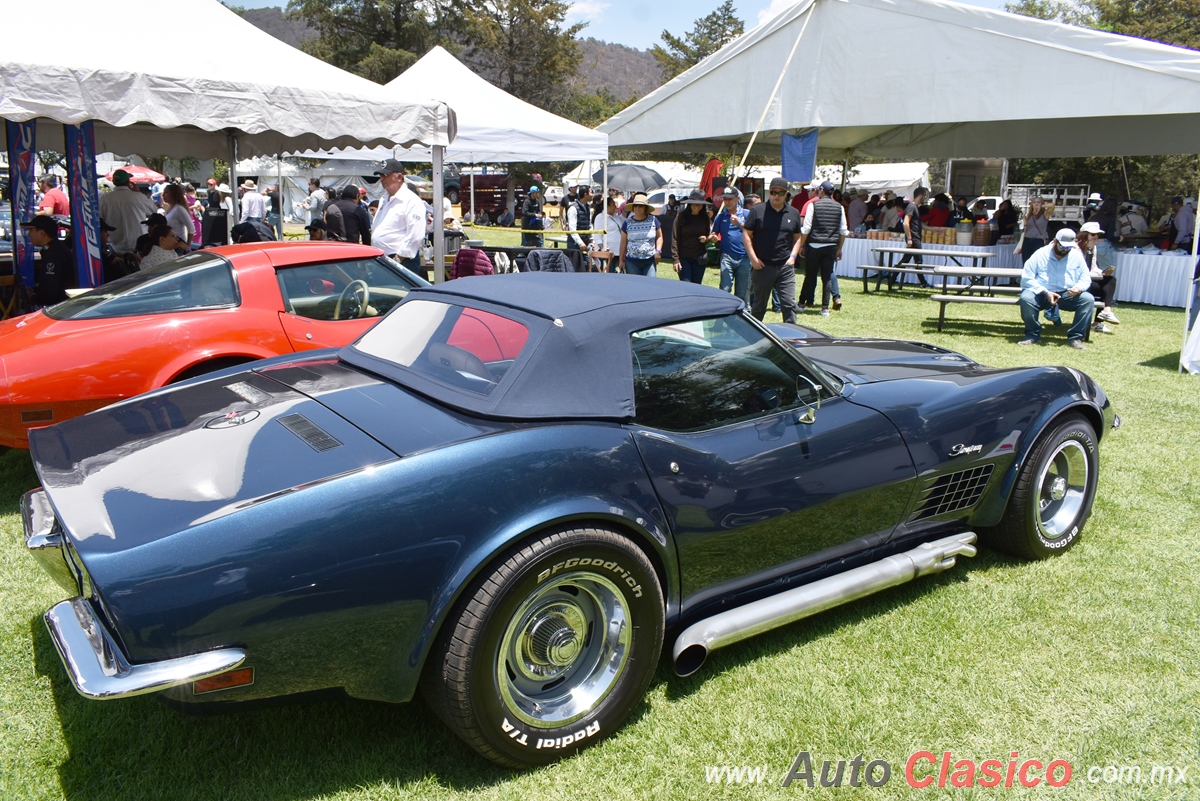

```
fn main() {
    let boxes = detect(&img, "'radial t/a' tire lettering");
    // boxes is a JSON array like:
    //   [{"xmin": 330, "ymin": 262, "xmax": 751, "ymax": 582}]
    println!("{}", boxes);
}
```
[{"xmin": 421, "ymin": 525, "xmax": 664, "ymax": 768}]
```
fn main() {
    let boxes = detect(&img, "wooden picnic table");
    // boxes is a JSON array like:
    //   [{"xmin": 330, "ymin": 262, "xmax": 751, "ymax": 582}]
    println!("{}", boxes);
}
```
[{"xmin": 860, "ymin": 246, "xmax": 997, "ymax": 292}]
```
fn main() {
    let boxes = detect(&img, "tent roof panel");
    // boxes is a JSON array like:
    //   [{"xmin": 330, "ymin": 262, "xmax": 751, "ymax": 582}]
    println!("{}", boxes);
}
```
[
  {"xmin": 1, "ymin": 0, "xmax": 454, "ymax": 159},
  {"xmin": 599, "ymin": 0, "xmax": 1200, "ymax": 158}
]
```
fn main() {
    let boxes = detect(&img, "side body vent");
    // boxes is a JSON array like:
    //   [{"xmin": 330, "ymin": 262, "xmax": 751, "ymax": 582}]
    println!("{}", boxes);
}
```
[
  {"xmin": 909, "ymin": 464, "xmax": 995, "ymax": 521},
  {"xmin": 278, "ymin": 413, "xmax": 343, "ymax": 452}
]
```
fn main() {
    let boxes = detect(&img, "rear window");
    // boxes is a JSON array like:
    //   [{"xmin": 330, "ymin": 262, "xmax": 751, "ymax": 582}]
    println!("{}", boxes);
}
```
[
  {"xmin": 45, "ymin": 252, "xmax": 237, "ymax": 320},
  {"xmin": 352, "ymin": 299, "xmax": 529, "ymax": 394}
]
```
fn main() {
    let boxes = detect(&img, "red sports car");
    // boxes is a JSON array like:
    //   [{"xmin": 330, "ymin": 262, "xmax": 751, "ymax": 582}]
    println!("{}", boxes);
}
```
[{"xmin": 0, "ymin": 242, "xmax": 428, "ymax": 449}]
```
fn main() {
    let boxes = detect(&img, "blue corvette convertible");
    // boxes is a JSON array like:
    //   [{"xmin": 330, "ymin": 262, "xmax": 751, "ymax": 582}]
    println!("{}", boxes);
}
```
[{"xmin": 22, "ymin": 273, "xmax": 1117, "ymax": 767}]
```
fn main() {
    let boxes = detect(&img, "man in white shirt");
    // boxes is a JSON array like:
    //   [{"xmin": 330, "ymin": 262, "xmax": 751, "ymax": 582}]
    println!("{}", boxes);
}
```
[
  {"xmin": 240, "ymin": 180, "xmax": 266, "ymax": 222},
  {"xmin": 371, "ymin": 159, "xmax": 427, "ymax": 276},
  {"xmin": 566, "ymin": 184, "xmax": 594, "ymax": 252},
  {"xmin": 1117, "ymin": 205, "xmax": 1148, "ymax": 236},
  {"xmin": 98, "ymin": 169, "xmax": 158, "ymax": 253},
  {"xmin": 1171, "ymin": 196, "xmax": 1195, "ymax": 251},
  {"xmin": 847, "ymin": 189, "xmax": 869, "ymax": 231}
]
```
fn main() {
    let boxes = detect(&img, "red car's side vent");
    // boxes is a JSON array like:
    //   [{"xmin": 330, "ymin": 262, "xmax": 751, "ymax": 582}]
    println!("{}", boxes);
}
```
[{"xmin": 909, "ymin": 464, "xmax": 995, "ymax": 521}]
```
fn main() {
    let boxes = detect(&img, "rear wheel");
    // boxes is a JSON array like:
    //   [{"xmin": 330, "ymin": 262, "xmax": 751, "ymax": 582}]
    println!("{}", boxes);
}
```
[
  {"xmin": 986, "ymin": 415, "xmax": 1098, "ymax": 559},
  {"xmin": 422, "ymin": 526, "xmax": 663, "ymax": 768},
  {"xmin": 446, "ymin": 187, "xmax": 461, "ymax": 206}
]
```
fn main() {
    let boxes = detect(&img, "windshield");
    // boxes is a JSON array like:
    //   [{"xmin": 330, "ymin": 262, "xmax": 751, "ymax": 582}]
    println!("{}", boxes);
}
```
[{"xmin": 45, "ymin": 252, "xmax": 238, "ymax": 320}]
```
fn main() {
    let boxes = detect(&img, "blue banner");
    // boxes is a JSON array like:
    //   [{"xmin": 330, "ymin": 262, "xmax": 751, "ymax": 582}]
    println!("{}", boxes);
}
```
[
  {"xmin": 64, "ymin": 122, "xmax": 103, "ymax": 288},
  {"xmin": 781, "ymin": 129, "xmax": 819, "ymax": 183},
  {"xmin": 5, "ymin": 119, "xmax": 38, "ymax": 287}
]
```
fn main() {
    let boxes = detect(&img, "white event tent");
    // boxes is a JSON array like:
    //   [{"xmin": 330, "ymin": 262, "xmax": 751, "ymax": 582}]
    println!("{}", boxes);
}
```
[
  {"xmin": 599, "ymin": 0, "xmax": 1200, "ymax": 160},
  {"xmin": 0, "ymin": 0, "xmax": 455, "ymax": 159},
  {"xmin": 1, "ymin": 0, "xmax": 461, "ymax": 277},
  {"xmin": 312, "ymin": 46, "xmax": 608, "ymax": 164}
]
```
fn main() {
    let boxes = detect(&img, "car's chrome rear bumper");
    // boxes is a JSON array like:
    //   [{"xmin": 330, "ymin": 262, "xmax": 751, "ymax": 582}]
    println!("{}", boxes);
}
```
[{"xmin": 44, "ymin": 598, "xmax": 248, "ymax": 700}]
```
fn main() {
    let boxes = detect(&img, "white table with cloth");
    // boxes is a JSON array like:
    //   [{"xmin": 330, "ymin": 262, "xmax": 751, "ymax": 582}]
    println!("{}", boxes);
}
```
[{"xmin": 834, "ymin": 239, "xmax": 1195, "ymax": 307}]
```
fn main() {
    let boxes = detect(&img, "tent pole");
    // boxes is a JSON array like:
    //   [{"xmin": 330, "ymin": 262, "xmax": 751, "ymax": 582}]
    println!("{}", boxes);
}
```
[
  {"xmin": 1000, "ymin": 159, "xmax": 1009, "ymax": 198},
  {"xmin": 277, "ymin": 154, "xmax": 284, "ymax": 238},
  {"xmin": 433, "ymin": 144, "xmax": 445, "ymax": 283},
  {"xmin": 602, "ymin": 160, "xmax": 609, "ymax": 267},
  {"xmin": 736, "ymin": 0, "xmax": 815, "ymax": 175},
  {"xmin": 1183, "ymin": 182, "xmax": 1200, "ymax": 373},
  {"xmin": 228, "ymin": 135, "xmax": 239, "ymax": 240},
  {"xmin": 470, "ymin": 164, "xmax": 476, "ymax": 224},
  {"xmin": 840, "ymin": 158, "xmax": 848, "ymax": 194}
]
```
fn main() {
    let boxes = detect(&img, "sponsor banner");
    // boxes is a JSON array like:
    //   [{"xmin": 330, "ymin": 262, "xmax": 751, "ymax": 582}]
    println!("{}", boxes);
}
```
[
  {"xmin": 5, "ymin": 119, "xmax": 38, "ymax": 286},
  {"xmin": 64, "ymin": 122, "xmax": 103, "ymax": 287}
]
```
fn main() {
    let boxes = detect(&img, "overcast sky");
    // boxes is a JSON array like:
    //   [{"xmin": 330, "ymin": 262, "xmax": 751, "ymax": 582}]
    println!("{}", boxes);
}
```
[{"xmin": 240, "ymin": 0, "xmax": 1011, "ymax": 52}]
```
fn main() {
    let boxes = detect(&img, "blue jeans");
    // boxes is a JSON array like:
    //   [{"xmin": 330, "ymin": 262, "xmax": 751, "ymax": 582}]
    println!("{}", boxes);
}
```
[
  {"xmin": 1019, "ymin": 289, "xmax": 1095, "ymax": 342},
  {"xmin": 267, "ymin": 213, "xmax": 282, "ymax": 239},
  {"xmin": 625, "ymin": 257, "xmax": 657, "ymax": 277},
  {"xmin": 720, "ymin": 253, "xmax": 751, "ymax": 303},
  {"xmin": 677, "ymin": 257, "xmax": 705, "ymax": 284}
]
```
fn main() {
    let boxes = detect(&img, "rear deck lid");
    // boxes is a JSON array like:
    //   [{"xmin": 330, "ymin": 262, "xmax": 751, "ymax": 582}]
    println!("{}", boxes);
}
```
[{"xmin": 28, "ymin": 368, "xmax": 396, "ymax": 555}]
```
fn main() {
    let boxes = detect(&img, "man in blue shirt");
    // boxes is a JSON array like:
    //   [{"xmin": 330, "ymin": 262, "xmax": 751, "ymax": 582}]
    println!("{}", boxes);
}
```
[
  {"xmin": 709, "ymin": 186, "xmax": 750, "ymax": 303},
  {"xmin": 1019, "ymin": 228, "xmax": 1095, "ymax": 349}
]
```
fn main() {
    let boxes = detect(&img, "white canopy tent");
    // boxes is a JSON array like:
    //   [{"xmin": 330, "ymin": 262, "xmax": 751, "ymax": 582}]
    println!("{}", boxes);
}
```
[
  {"xmin": 308, "ymin": 46, "xmax": 608, "ymax": 163},
  {"xmin": 0, "ymin": 0, "xmax": 455, "ymax": 159},
  {"xmin": 2, "ymin": 0, "xmax": 462, "ymax": 278},
  {"xmin": 599, "ymin": 0, "xmax": 1200, "ymax": 160}
]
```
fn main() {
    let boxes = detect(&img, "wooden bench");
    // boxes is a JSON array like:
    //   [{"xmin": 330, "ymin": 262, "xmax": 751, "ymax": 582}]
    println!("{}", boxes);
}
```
[
  {"xmin": 931, "ymin": 293, "xmax": 1105, "ymax": 341},
  {"xmin": 857, "ymin": 265, "xmax": 938, "ymax": 292},
  {"xmin": 940, "ymin": 283, "xmax": 1021, "ymax": 294}
]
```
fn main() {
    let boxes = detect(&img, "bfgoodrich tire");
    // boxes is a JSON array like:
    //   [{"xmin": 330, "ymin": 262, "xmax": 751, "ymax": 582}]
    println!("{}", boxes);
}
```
[
  {"xmin": 986, "ymin": 415, "xmax": 1099, "ymax": 559},
  {"xmin": 422, "ymin": 526, "xmax": 664, "ymax": 768}
]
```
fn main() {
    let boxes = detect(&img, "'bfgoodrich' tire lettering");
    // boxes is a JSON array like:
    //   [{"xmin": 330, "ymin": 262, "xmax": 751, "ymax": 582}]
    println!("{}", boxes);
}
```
[{"xmin": 422, "ymin": 525, "xmax": 664, "ymax": 768}]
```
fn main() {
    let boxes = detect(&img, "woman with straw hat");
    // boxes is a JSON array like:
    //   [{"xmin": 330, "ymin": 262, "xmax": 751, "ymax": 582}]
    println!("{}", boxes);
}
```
[{"xmin": 619, "ymin": 194, "xmax": 663, "ymax": 277}]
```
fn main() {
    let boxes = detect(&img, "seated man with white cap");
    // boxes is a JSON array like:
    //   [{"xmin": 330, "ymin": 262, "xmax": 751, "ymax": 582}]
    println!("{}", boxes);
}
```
[{"xmin": 1018, "ymin": 228, "xmax": 1095, "ymax": 350}]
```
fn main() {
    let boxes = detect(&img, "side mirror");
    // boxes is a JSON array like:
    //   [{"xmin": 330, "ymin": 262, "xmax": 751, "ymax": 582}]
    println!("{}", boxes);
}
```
[{"xmin": 795, "ymin": 374, "xmax": 822, "ymax": 425}]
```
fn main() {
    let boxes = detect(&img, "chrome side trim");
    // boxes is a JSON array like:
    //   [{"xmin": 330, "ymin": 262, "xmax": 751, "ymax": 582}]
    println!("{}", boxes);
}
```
[
  {"xmin": 44, "ymin": 598, "xmax": 247, "ymax": 700},
  {"xmin": 672, "ymin": 532, "xmax": 978, "ymax": 677},
  {"xmin": 21, "ymin": 489, "xmax": 76, "ymax": 594}
]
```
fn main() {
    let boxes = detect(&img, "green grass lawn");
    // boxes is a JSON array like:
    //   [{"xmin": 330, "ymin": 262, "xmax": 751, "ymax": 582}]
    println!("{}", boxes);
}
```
[{"xmin": 1, "ymin": 264, "xmax": 1198, "ymax": 800}]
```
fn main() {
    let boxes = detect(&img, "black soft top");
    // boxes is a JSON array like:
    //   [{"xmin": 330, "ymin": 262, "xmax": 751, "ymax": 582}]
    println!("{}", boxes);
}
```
[{"xmin": 341, "ymin": 272, "xmax": 743, "ymax": 420}]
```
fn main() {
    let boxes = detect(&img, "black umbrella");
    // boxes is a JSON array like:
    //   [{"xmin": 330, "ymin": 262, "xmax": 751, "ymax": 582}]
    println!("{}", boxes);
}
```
[{"xmin": 593, "ymin": 163, "xmax": 667, "ymax": 194}]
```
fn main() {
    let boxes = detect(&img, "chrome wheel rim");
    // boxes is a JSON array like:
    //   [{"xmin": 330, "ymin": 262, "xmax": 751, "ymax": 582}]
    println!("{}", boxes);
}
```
[
  {"xmin": 498, "ymin": 571, "xmax": 631, "ymax": 728},
  {"xmin": 1036, "ymin": 439, "xmax": 1089, "ymax": 539}
]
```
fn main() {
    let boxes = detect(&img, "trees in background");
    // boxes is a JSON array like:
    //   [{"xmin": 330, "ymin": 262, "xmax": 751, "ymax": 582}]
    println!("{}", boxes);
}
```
[
  {"xmin": 650, "ymin": 0, "xmax": 744, "ymax": 82},
  {"xmin": 1005, "ymin": 0, "xmax": 1200, "ymax": 214},
  {"xmin": 286, "ymin": 0, "xmax": 465, "ymax": 84}
]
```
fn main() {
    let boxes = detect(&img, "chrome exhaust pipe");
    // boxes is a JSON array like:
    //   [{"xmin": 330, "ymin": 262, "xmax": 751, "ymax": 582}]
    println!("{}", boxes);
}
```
[{"xmin": 672, "ymin": 532, "xmax": 978, "ymax": 677}]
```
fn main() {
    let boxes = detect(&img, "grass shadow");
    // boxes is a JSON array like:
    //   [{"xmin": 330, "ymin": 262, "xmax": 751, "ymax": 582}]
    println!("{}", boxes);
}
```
[
  {"xmin": 32, "ymin": 618, "xmax": 521, "ymax": 800},
  {"xmin": 0, "ymin": 448, "xmax": 39, "ymax": 515},
  {"xmin": 1137, "ymin": 351, "xmax": 1185, "ymax": 372}
]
